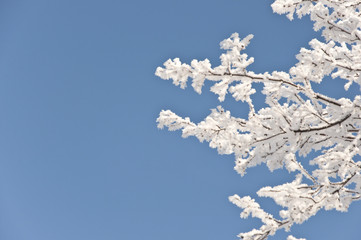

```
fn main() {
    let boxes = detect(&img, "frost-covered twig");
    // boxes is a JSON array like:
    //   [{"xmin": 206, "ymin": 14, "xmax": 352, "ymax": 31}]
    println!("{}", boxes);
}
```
[{"xmin": 156, "ymin": 1, "xmax": 361, "ymax": 239}]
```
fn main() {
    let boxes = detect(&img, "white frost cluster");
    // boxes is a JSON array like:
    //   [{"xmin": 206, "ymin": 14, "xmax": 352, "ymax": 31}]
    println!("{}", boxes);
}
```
[{"xmin": 156, "ymin": 1, "xmax": 361, "ymax": 239}]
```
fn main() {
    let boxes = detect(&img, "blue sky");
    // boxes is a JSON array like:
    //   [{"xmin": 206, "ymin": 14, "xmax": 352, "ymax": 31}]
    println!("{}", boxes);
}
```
[{"xmin": 0, "ymin": 0, "xmax": 360, "ymax": 239}]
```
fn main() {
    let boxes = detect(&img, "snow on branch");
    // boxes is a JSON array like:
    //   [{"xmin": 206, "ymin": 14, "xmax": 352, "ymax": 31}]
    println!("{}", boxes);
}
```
[{"xmin": 156, "ymin": 1, "xmax": 361, "ymax": 239}]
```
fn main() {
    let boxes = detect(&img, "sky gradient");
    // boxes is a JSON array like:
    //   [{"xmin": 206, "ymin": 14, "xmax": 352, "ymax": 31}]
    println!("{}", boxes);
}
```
[{"xmin": 0, "ymin": 0, "xmax": 360, "ymax": 239}]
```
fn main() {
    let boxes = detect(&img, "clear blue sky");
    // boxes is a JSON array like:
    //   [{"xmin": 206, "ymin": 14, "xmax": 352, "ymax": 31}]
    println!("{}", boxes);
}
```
[{"xmin": 0, "ymin": 0, "xmax": 360, "ymax": 240}]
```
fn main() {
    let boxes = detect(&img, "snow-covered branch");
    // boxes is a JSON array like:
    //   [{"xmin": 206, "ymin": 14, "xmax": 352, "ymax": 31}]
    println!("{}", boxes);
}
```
[{"xmin": 156, "ymin": 0, "xmax": 361, "ymax": 239}]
